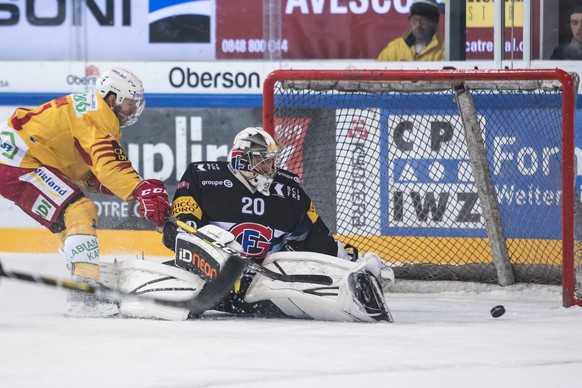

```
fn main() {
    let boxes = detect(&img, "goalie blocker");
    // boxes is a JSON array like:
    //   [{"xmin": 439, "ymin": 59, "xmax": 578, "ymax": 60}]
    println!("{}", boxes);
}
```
[{"xmin": 113, "ymin": 225, "xmax": 392, "ymax": 322}]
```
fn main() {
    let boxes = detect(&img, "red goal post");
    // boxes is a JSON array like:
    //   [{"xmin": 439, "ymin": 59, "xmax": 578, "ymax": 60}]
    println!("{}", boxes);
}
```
[{"xmin": 263, "ymin": 69, "xmax": 580, "ymax": 307}]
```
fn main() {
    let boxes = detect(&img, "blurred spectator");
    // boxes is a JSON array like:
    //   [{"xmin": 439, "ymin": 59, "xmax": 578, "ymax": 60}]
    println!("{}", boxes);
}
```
[
  {"xmin": 551, "ymin": 6, "xmax": 582, "ymax": 59},
  {"xmin": 377, "ymin": 0, "xmax": 444, "ymax": 61}
]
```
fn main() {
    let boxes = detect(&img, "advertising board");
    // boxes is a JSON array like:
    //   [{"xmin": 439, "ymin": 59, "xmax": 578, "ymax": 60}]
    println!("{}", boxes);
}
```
[
  {"xmin": 0, "ymin": 0, "xmax": 426, "ymax": 61},
  {"xmin": 271, "ymin": 92, "xmax": 564, "ymax": 242},
  {"xmin": 0, "ymin": 0, "xmax": 215, "ymax": 60},
  {"xmin": 380, "ymin": 102, "xmax": 562, "ymax": 240},
  {"xmin": 0, "ymin": 60, "xmax": 579, "ymax": 240},
  {"xmin": 1, "ymin": 1, "xmax": 545, "ymax": 61}
]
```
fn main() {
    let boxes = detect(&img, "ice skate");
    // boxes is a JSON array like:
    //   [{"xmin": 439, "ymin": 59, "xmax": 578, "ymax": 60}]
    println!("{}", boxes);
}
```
[{"xmin": 64, "ymin": 276, "xmax": 118, "ymax": 318}]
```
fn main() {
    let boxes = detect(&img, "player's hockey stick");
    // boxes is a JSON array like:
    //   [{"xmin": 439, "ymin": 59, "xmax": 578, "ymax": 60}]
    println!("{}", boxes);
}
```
[
  {"xmin": 167, "ymin": 216, "xmax": 334, "ymax": 286},
  {"xmin": 0, "ymin": 261, "xmax": 96, "ymax": 293},
  {"xmin": 0, "ymin": 259, "xmax": 210, "ymax": 312},
  {"xmin": 0, "ymin": 259, "xmax": 158, "ymax": 309}
]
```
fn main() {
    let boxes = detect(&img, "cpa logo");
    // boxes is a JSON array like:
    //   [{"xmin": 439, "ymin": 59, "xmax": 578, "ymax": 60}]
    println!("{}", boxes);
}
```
[
  {"xmin": 230, "ymin": 223, "xmax": 273, "ymax": 258},
  {"xmin": 149, "ymin": 0, "xmax": 211, "ymax": 43}
]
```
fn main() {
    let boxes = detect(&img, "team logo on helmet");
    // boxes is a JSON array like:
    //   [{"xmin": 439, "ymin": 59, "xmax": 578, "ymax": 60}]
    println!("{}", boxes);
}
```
[
  {"xmin": 230, "ymin": 149, "xmax": 249, "ymax": 171},
  {"xmin": 230, "ymin": 223, "xmax": 274, "ymax": 257}
]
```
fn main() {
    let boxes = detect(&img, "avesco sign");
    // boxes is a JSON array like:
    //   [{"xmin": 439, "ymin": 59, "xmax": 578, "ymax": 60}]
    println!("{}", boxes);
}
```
[{"xmin": 284, "ymin": 0, "xmax": 425, "ymax": 14}]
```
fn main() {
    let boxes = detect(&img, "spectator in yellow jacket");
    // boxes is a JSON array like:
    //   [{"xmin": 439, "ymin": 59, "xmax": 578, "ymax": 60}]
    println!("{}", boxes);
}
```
[
  {"xmin": 377, "ymin": 0, "xmax": 444, "ymax": 62},
  {"xmin": 0, "ymin": 68, "xmax": 170, "ymax": 318}
]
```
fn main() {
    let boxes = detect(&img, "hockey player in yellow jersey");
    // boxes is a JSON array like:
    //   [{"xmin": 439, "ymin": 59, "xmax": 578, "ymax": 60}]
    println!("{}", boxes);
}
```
[{"xmin": 0, "ymin": 68, "xmax": 170, "ymax": 317}]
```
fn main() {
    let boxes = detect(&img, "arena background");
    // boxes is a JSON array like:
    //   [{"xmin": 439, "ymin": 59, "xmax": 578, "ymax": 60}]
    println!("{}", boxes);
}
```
[{"xmin": 0, "ymin": 0, "xmax": 579, "ymax": 256}]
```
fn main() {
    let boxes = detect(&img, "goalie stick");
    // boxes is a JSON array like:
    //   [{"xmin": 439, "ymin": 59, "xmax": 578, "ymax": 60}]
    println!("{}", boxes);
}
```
[{"xmin": 167, "ymin": 216, "xmax": 334, "ymax": 286}]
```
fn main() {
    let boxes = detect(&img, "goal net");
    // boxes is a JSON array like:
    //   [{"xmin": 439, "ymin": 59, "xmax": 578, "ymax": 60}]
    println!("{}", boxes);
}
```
[{"xmin": 262, "ymin": 69, "xmax": 581, "ymax": 307}]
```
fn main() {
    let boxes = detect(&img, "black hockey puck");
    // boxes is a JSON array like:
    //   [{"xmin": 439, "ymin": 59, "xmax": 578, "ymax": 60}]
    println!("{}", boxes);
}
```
[{"xmin": 490, "ymin": 305, "xmax": 506, "ymax": 318}]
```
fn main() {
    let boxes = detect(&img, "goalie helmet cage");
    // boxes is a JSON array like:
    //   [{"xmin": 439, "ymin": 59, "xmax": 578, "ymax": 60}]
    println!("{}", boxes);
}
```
[{"xmin": 262, "ymin": 69, "xmax": 581, "ymax": 308}]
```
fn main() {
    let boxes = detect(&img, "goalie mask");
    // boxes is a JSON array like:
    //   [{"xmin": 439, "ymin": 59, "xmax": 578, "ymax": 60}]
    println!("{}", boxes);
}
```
[
  {"xmin": 230, "ymin": 127, "xmax": 279, "ymax": 196},
  {"xmin": 96, "ymin": 68, "xmax": 146, "ymax": 128}
]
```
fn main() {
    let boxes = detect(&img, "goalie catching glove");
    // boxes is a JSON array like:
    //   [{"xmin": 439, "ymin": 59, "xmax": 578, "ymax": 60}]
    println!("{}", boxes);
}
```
[{"xmin": 132, "ymin": 179, "xmax": 170, "ymax": 227}]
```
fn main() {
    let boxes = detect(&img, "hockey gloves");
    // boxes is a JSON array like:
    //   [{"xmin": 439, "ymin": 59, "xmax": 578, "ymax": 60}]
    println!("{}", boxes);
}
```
[{"xmin": 132, "ymin": 179, "xmax": 170, "ymax": 227}]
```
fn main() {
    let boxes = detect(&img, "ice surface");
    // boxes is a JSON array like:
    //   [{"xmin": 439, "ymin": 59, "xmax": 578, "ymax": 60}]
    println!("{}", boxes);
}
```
[{"xmin": 0, "ymin": 253, "xmax": 581, "ymax": 388}]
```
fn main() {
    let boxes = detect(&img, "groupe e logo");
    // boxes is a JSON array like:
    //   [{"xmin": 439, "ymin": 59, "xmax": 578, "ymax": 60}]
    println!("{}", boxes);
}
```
[{"xmin": 201, "ymin": 180, "xmax": 233, "ymax": 188}]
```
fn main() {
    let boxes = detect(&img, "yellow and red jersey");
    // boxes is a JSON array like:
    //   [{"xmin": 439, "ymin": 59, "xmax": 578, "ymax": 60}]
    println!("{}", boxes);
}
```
[{"xmin": 2, "ymin": 91, "xmax": 140, "ymax": 200}]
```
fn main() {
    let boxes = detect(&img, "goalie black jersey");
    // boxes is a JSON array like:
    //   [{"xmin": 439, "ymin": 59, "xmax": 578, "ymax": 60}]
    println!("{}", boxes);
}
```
[{"xmin": 163, "ymin": 161, "xmax": 338, "ymax": 259}]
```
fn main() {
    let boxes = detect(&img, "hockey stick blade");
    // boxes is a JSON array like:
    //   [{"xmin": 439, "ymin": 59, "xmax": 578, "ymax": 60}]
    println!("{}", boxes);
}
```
[{"xmin": 167, "ymin": 216, "xmax": 333, "ymax": 286}]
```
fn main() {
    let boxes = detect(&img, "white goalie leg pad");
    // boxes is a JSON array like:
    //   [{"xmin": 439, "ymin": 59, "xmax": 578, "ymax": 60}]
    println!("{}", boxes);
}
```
[
  {"xmin": 244, "ymin": 251, "xmax": 392, "ymax": 322},
  {"xmin": 113, "ymin": 260, "xmax": 205, "ymax": 321}
]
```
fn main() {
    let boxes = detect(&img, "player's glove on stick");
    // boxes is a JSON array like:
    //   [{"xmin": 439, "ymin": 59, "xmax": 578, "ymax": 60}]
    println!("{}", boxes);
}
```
[{"xmin": 133, "ymin": 179, "xmax": 170, "ymax": 227}]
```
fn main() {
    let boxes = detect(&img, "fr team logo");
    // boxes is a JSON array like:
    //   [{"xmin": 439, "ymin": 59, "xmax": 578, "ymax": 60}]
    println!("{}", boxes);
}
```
[
  {"xmin": 230, "ymin": 223, "xmax": 273, "ymax": 258},
  {"xmin": 230, "ymin": 150, "xmax": 249, "ymax": 171},
  {"xmin": 149, "ymin": 0, "xmax": 211, "ymax": 43}
]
